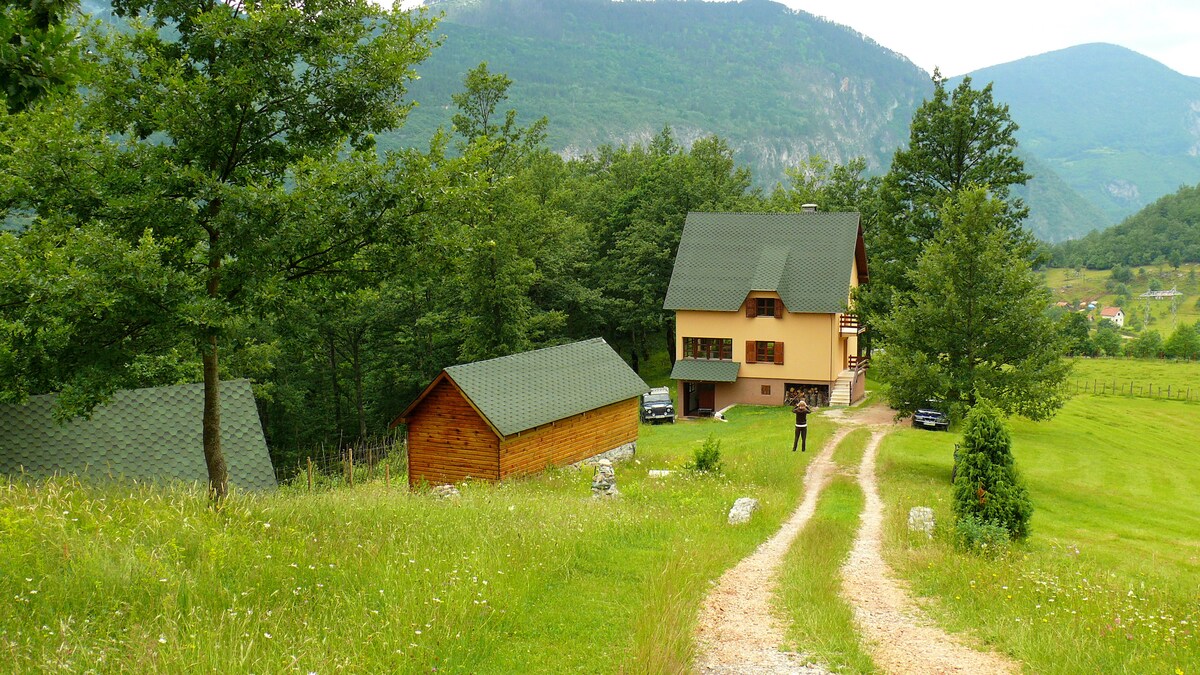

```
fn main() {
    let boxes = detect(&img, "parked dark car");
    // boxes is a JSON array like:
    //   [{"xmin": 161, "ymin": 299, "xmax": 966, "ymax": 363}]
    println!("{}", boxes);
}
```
[
  {"xmin": 912, "ymin": 401, "xmax": 949, "ymax": 431},
  {"xmin": 640, "ymin": 387, "xmax": 675, "ymax": 424}
]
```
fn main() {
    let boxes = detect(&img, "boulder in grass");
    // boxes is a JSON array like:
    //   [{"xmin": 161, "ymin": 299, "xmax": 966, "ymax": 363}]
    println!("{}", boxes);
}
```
[
  {"xmin": 433, "ymin": 484, "xmax": 461, "ymax": 500},
  {"xmin": 907, "ymin": 506, "xmax": 935, "ymax": 537},
  {"xmin": 591, "ymin": 459, "xmax": 618, "ymax": 498},
  {"xmin": 727, "ymin": 497, "xmax": 759, "ymax": 525}
]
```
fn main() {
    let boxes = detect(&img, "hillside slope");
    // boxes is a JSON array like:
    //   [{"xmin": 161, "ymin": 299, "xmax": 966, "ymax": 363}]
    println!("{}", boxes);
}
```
[
  {"xmin": 386, "ymin": 0, "xmax": 931, "ymax": 179},
  {"xmin": 1051, "ymin": 182, "xmax": 1200, "ymax": 268},
  {"xmin": 74, "ymin": 0, "xmax": 1139, "ymax": 243},
  {"xmin": 963, "ymin": 43, "xmax": 1200, "ymax": 227}
]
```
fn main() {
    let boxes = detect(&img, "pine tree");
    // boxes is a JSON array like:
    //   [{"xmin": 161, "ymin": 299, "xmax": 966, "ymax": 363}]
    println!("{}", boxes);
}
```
[{"xmin": 952, "ymin": 401, "xmax": 1033, "ymax": 540}]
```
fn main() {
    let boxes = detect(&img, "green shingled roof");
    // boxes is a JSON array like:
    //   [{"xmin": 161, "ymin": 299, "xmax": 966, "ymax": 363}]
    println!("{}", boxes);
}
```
[
  {"xmin": 443, "ymin": 338, "xmax": 649, "ymax": 437},
  {"xmin": 663, "ymin": 212, "xmax": 864, "ymax": 313},
  {"xmin": 669, "ymin": 359, "xmax": 741, "ymax": 383},
  {"xmin": 0, "ymin": 380, "xmax": 276, "ymax": 491}
]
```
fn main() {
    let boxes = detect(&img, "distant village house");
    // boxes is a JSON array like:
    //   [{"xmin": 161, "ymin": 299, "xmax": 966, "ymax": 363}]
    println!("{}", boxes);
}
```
[{"xmin": 1099, "ymin": 306, "xmax": 1125, "ymax": 327}]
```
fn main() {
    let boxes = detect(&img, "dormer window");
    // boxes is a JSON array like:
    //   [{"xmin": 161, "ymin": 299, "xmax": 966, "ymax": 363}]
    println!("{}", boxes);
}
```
[{"xmin": 749, "ymin": 297, "xmax": 782, "ymax": 318}]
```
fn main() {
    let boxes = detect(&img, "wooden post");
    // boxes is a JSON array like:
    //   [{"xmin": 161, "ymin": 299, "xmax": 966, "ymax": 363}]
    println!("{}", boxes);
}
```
[
  {"xmin": 307, "ymin": 457, "xmax": 313, "ymax": 491},
  {"xmin": 385, "ymin": 462, "xmax": 390, "ymax": 488},
  {"xmin": 348, "ymin": 453, "xmax": 354, "ymax": 487}
]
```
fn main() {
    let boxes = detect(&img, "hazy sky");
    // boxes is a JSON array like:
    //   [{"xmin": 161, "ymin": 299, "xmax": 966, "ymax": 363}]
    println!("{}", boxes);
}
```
[
  {"xmin": 396, "ymin": 0, "xmax": 1199, "ymax": 78},
  {"xmin": 781, "ymin": 0, "xmax": 1200, "ymax": 77}
]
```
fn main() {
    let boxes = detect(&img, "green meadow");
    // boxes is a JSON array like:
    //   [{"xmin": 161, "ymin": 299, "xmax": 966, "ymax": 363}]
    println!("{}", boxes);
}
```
[
  {"xmin": 4, "ymin": 356, "xmax": 1200, "ymax": 672},
  {"xmin": 878, "ymin": 357, "xmax": 1200, "ymax": 673},
  {"xmin": 0, "ymin": 406, "xmax": 830, "ymax": 673}
]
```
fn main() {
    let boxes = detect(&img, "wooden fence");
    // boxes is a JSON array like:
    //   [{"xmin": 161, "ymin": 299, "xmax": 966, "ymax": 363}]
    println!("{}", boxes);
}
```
[
  {"xmin": 1068, "ymin": 379, "xmax": 1197, "ymax": 402},
  {"xmin": 279, "ymin": 432, "xmax": 407, "ymax": 490}
]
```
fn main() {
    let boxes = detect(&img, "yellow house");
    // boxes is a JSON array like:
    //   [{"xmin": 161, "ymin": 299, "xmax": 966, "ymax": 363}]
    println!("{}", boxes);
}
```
[{"xmin": 663, "ymin": 210, "xmax": 868, "ymax": 415}]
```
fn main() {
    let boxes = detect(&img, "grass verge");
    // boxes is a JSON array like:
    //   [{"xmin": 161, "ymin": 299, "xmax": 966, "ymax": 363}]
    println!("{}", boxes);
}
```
[{"xmin": 776, "ymin": 428, "xmax": 875, "ymax": 673}]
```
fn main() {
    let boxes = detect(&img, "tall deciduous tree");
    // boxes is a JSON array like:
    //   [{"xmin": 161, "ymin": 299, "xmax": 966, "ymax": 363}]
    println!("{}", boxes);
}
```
[
  {"xmin": 571, "ymin": 127, "xmax": 753, "ymax": 367},
  {"xmin": 876, "ymin": 188, "xmax": 1069, "ymax": 420},
  {"xmin": 448, "ymin": 62, "xmax": 564, "ymax": 362},
  {"xmin": 861, "ymin": 72, "xmax": 1032, "ymax": 331},
  {"xmin": 767, "ymin": 156, "xmax": 880, "ymax": 215},
  {"xmin": 2, "ymin": 0, "xmax": 439, "ymax": 499},
  {"xmin": 0, "ymin": 0, "xmax": 84, "ymax": 112}
]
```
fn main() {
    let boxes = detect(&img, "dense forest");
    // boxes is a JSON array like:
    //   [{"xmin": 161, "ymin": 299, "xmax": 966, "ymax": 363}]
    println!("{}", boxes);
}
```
[{"xmin": 1049, "ymin": 182, "xmax": 1200, "ymax": 269}]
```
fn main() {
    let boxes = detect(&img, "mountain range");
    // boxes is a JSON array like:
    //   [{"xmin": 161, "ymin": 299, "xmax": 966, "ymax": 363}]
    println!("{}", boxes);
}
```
[{"xmin": 77, "ymin": 0, "xmax": 1200, "ymax": 244}]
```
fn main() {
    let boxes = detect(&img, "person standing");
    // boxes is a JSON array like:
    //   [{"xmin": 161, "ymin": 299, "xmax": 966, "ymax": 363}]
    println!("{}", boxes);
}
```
[{"xmin": 792, "ymin": 398, "xmax": 810, "ymax": 452}]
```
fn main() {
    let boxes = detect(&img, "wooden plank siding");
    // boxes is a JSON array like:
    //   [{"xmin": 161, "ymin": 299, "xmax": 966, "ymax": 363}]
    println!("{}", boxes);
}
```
[
  {"xmin": 406, "ymin": 378, "xmax": 501, "ymax": 486},
  {"xmin": 499, "ymin": 398, "xmax": 639, "ymax": 478}
]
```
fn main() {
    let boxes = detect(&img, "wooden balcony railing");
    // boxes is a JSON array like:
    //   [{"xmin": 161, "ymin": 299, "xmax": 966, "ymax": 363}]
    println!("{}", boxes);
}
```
[
  {"xmin": 839, "ymin": 314, "xmax": 865, "ymax": 335},
  {"xmin": 848, "ymin": 355, "xmax": 870, "ymax": 370}
]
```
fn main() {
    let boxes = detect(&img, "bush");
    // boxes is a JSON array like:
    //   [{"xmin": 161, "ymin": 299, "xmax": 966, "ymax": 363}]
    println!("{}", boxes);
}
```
[
  {"xmin": 953, "ymin": 514, "xmax": 1011, "ymax": 557},
  {"xmin": 688, "ymin": 434, "xmax": 723, "ymax": 473},
  {"xmin": 951, "ymin": 401, "xmax": 1033, "ymax": 540}
]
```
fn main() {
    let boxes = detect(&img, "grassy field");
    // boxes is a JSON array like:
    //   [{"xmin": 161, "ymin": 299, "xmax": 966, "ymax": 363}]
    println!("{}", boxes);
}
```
[
  {"xmin": 5, "ymin": 355, "xmax": 1200, "ymax": 672},
  {"xmin": 1043, "ymin": 264, "xmax": 1200, "ymax": 331},
  {"xmin": 877, "ymin": 358, "xmax": 1200, "ymax": 673},
  {"xmin": 1068, "ymin": 355, "xmax": 1200, "ymax": 399},
  {"xmin": 0, "ymin": 403, "xmax": 829, "ymax": 673}
]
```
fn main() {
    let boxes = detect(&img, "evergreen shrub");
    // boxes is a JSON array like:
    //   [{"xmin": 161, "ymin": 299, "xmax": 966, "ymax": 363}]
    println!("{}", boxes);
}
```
[
  {"xmin": 688, "ymin": 434, "xmax": 723, "ymax": 473},
  {"xmin": 951, "ymin": 401, "xmax": 1033, "ymax": 540}
]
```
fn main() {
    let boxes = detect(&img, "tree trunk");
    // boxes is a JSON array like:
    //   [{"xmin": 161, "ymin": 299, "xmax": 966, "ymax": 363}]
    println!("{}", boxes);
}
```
[
  {"xmin": 203, "ymin": 223, "xmax": 228, "ymax": 503},
  {"xmin": 666, "ymin": 320, "xmax": 677, "ymax": 365},
  {"xmin": 328, "ymin": 334, "xmax": 342, "ymax": 440},
  {"xmin": 630, "ymin": 329, "xmax": 640, "ymax": 373},
  {"xmin": 202, "ymin": 332, "xmax": 228, "ymax": 501},
  {"xmin": 352, "ymin": 335, "xmax": 366, "ymax": 441}
]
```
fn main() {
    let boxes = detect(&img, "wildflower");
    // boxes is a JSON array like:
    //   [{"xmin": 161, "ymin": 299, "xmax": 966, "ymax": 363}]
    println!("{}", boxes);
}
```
[
  {"xmin": 264, "ymin": 633, "xmax": 272, "ymax": 639},
  {"xmin": 158, "ymin": 636, "xmax": 167, "ymax": 644}
]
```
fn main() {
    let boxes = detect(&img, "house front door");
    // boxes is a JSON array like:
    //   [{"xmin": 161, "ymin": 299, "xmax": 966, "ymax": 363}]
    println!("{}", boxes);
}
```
[{"xmin": 684, "ymin": 382, "xmax": 716, "ymax": 416}]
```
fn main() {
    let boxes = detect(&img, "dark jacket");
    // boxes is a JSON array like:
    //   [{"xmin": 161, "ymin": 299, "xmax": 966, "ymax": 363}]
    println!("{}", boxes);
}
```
[{"xmin": 793, "ymin": 402, "xmax": 810, "ymax": 426}]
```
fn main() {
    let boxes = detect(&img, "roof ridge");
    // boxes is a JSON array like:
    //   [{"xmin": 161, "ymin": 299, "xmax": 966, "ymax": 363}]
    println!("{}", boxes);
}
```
[{"xmin": 446, "ymin": 337, "xmax": 607, "ymax": 374}]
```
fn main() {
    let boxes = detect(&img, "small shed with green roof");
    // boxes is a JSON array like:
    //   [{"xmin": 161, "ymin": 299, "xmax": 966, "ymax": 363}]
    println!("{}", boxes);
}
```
[
  {"xmin": 392, "ymin": 338, "xmax": 648, "ymax": 486},
  {"xmin": 0, "ymin": 379, "xmax": 276, "ymax": 490}
]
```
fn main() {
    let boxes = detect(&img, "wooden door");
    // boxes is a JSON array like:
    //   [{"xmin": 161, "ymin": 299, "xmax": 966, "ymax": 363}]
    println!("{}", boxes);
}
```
[{"xmin": 698, "ymin": 383, "xmax": 715, "ymax": 414}]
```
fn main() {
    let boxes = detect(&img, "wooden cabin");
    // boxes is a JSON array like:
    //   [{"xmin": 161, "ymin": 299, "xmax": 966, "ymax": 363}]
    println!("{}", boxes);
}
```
[{"xmin": 392, "ymin": 338, "xmax": 649, "ymax": 486}]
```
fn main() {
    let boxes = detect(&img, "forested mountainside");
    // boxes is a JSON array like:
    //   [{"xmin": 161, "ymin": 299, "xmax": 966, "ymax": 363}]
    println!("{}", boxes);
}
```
[
  {"xmin": 76, "ymin": 1, "xmax": 1200, "ymax": 243},
  {"xmin": 962, "ymin": 43, "xmax": 1200, "ymax": 227},
  {"xmin": 1051, "ymin": 182, "xmax": 1200, "ymax": 268},
  {"xmin": 385, "ymin": 0, "xmax": 931, "ymax": 178}
]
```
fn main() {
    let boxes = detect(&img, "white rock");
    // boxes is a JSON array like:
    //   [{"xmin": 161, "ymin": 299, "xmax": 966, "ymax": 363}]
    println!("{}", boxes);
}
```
[
  {"xmin": 727, "ymin": 497, "xmax": 759, "ymax": 525},
  {"xmin": 648, "ymin": 469, "xmax": 672, "ymax": 478},
  {"xmin": 432, "ymin": 484, "xmax": 461, "ymax": 500},
  {"xmin": 907, "ymin": 506, "xmax": 935, "ymax": 537}
]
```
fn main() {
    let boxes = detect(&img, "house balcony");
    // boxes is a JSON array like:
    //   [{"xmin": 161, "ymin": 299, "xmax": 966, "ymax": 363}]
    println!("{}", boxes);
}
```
[
  {"xmin": 839, "ymin": 314, "xmax": 866, "ymax": 336},
  {"xmin": 848, "ymin": 355, "xmax": 870, "ymax": 371}
]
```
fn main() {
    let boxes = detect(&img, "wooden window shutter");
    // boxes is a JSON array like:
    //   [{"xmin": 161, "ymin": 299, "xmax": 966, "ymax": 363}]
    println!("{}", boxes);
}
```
[
  {"xmin": 774, "ymin": 300, "xmax": 784, "ymax": 319},
  {"xmin": 745, "ymin": 340, "xmax": 757, "ymax": 363},
  {"xmin": 746, "ymin": 299, "xmax": 755, "ymax": 317},
  {"xmin": 774, "ymin": 342, "xmax": 785, "ymax": 365}
]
